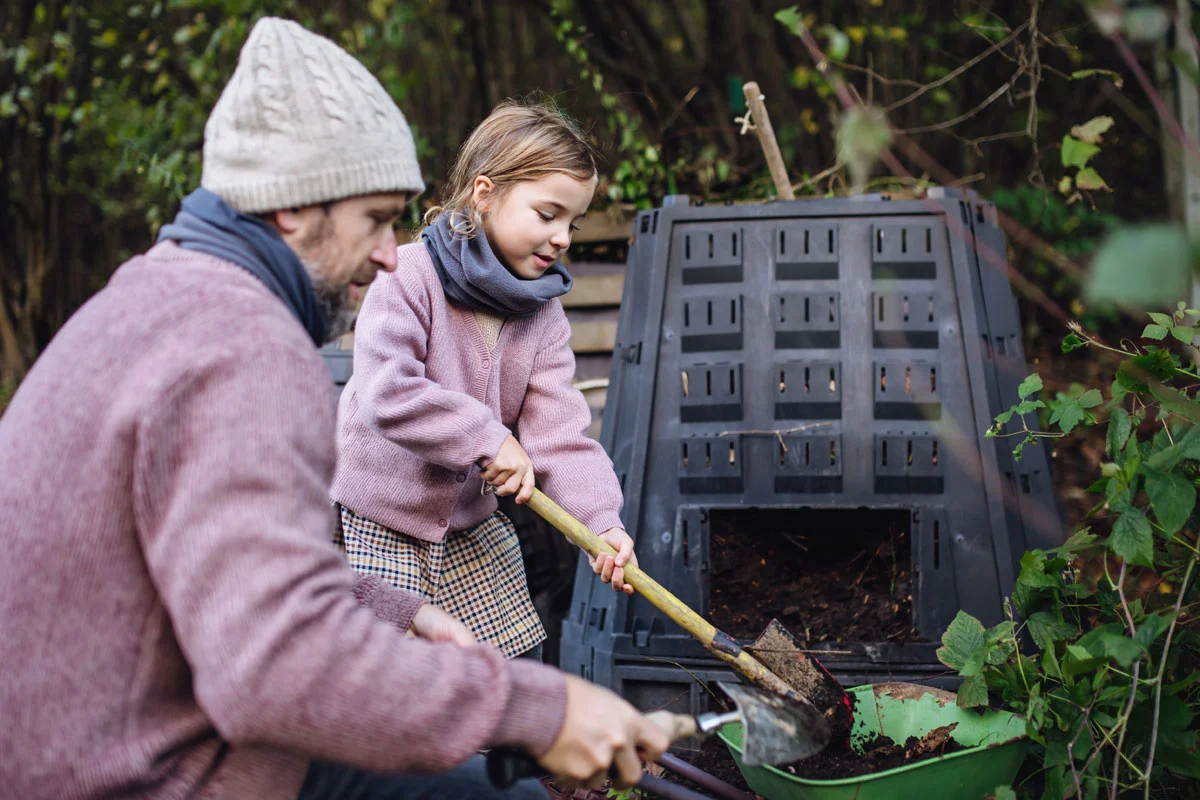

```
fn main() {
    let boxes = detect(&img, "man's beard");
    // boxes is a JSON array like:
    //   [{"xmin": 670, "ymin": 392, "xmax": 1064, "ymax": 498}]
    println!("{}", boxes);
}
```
[{"xmin": 302, "ymin": 259, "xmax": 357, "ymax": 344}]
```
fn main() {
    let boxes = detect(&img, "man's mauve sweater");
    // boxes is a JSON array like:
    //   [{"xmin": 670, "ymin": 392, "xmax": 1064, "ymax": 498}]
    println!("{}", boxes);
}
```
[
  {"xmin": 332, "ymin": 242, "xmax": 624, "ymax": 541},
  {"xmin": 0, "ymin": 242, "xmax": 566, "ymax": 799}
]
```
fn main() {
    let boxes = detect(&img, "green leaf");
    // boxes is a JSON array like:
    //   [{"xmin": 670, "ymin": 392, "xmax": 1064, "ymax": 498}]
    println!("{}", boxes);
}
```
[
  {"xmin": 1063, "ymin": 644, "xmax": 1107, "ymax": 677},
  {"xmin": 1075, "ymin": 167, "xmax": 1109, "ymax": 191},
  {"xmin": 1071, "ymin": 116, "xmax": 1115, "ymax": 144},
  {"xmin": 956, "ymin": 674, "xmax": 989, "ymax": 708},
  {"xmin": 1149, "ymin": 312, "xmax": 1175, "ymax": 326},
  {"xmin": 1062, "ymin": 135, "xmax": 1100, "ymax": 168},
  {"xmin": 1143, "ymin": 468, "xmax": 1196, "ymax": 533},
  {"xmin": 1049, "ymin": 397, "xmax": 1088, "ymax": 434},
  {"xmin": 1077, "ymin": 388, "xmax": 1103, "ymax": 409},
  {"xmin": 988, "ymin": 786, "xmax": 1017, "ymax": 800},
  {"xmin": 1171, "ymin": 325, "xmax": 1195, "ymax": 344},
  {"xmin": 774, "ymin": 5, "xmax": 805, "ymax": 37},
  {"xmin": 1107, "ymin": 407, "xmax": 1132, "ymax": 458},
  {"xmin": 818, "ymin": 25, "xmax": 850, "ymax": 62},
  {"xmin": 1143, "ymin": 323, "xmax": 1169, "ymax": 340},
  {"xmin": 1085, "ymin": 224, "xmax": 1193, "ymax": 310},
  {"xmin": 1055, "ymin": 528, "xmax": 1099, "ymax": 556},
  {"xmin": 1015, "ymin": 399, "xmax": 1046, "ymax": 414},
  {"xmin": 1018, "ymin": 550, "xmax": 1060, "ymax": 589},
  {"xmin": 1017, "ymin": 373, "xmax": 1043, "ymax": 400},
  {"xmin": 836, "ymin": 105, "xmax": 891, "ymax": 195},
  {"xmin": 1077, "ymin": 629, "xmax": 1147, "ymax": 667},
  {"xmin": 1070, "ymin": 69, "xmax": 1123, "ymax": 89},
  {"xmin": 937, "ymin": 611, "xmax": 988, "ymax": 676},
  {"xmin": 1110, "ymin": 508, "xmax": 1155, "ymax": 566},
  {"xmin": 1062, "ymin": 332, "xmax": 1085, "ymax": 352},
  {"xmin": 1150, "ymin": 383, "xmax": 1200, "ymax": 424},
  {"xmin": 1134, "ymin": 611, "xmax": 1176, "ymax": 648},
  {"xmin": 1027, "ymin": 611, "xmax": 1076, "ymax": 651},
  {"xmin": 992, "ymin": 407, "xmax": 1015, "ymax": 427}
]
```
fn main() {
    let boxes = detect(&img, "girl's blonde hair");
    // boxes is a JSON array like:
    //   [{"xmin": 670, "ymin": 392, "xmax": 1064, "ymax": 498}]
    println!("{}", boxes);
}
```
[{"xmin": 424, "ymin": 99, "xmax": 599, "ymax": 237}]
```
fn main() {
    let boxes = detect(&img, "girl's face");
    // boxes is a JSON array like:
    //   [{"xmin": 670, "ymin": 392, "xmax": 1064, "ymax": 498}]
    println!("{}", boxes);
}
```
[{"xmin": 474, "ymin": 171, "xmax": 597, "ymax": 280}]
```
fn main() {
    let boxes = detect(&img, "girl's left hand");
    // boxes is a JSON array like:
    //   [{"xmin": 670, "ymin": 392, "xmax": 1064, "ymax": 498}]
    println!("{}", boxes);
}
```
[{"xmin": 590, "ymin": 528, "xmax": 637, "ymax": 595}]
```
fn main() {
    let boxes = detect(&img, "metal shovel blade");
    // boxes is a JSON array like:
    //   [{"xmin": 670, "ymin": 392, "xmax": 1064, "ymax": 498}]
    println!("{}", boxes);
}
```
[{"xmin": 718, "ymin": 681, "xmax": 832, "ymax": 767}]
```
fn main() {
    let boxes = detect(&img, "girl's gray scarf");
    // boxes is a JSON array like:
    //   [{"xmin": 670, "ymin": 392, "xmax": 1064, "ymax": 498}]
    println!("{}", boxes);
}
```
[{"xmin": 421, "ymin": 213, "xmax": 573, "ymax": 317}]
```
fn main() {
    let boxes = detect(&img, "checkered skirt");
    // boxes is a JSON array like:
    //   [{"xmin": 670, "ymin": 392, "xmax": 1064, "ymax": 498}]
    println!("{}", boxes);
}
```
[{"xmin": 337, "ymin": 506, "xmax": 546, "ymax": 658}]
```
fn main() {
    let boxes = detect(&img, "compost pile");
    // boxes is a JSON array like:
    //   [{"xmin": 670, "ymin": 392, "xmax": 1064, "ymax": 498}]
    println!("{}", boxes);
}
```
[
  {"xmin": 783, "ymin": 723, "xmax": 965, "ymax": 779},
  {"xmin": 707, "ymin": 509, "xmax": 920, "ymax": 643}
]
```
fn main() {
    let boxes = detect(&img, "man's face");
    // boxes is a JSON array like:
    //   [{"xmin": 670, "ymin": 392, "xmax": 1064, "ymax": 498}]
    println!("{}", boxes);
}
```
[{"xmin": 279, "ymin": 192, "xmax": 410, "ymax": 342}]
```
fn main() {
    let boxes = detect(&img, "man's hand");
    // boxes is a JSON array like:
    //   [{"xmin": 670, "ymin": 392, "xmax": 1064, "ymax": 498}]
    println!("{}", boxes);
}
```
[
  {"xmin": 408, "ymin": 604, "xmax": 476, "ymax": 646},
  {"xmin": 588, "ymin": 528, "xmax": 637, "ymax": 595},
  {"xmin": 537, "ymin": 675, "xmax": 669, "ymax": 789},
  {"xmin": 479, "ymin": 434, "xmax": 535, "ymax": 503}
]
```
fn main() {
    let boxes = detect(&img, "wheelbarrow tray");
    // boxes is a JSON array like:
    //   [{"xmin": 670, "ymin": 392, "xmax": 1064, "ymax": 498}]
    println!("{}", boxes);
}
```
[{"xmin": 717, "ymin": 683, "xmax": 1029, "ymax": 800}]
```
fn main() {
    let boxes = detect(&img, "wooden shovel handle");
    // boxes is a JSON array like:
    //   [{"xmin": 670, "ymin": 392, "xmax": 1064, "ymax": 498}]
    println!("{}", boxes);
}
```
[{"xmin": 525, "ymin": 489, "xmax": 803, "ymax": 702}]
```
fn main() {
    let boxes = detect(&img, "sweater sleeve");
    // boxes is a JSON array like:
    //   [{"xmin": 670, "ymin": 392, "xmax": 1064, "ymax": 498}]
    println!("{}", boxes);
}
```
[
  {"xmin": 518, "ymin": 304, "xmax": 625, "ymax": 534},
  {"xmin": 352, "ymin": 262, "xmax": 511, "ymax": 469},
  {"xmin": 131, "ymin": 340, "xmax": 566, "ymax": 771}
]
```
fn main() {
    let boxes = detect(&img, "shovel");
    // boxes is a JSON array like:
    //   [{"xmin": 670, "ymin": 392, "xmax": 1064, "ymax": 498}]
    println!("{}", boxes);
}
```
[
  {"xmin": 524, "ymin": 488, "xmax": 853, "ymax": 740},
  {"xmin": 487, "ymin": 681, "xmax": 830, "ymax": 795}
]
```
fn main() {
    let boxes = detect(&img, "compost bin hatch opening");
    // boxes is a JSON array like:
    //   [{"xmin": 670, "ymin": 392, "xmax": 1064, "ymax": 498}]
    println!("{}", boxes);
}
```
[{"xmin": 707, "ymin": 507, "xmax": 922, "ymax": 644}]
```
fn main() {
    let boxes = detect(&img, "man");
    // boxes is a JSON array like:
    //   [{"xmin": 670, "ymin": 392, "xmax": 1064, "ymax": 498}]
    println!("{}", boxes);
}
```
[{"xmin": 0, "ymin": 17, "xmax": 666, "ymax": 800}]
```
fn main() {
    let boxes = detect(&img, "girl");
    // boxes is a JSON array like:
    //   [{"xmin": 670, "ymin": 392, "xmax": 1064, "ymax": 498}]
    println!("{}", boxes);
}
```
[{"xmin": 332, "ymin": 101, "xmax": 636, "ymax": 659}]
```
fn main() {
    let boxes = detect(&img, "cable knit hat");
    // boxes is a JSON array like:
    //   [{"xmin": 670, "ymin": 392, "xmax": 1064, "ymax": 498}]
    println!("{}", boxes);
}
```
[{"xmin": 201, "ymin": 17, "xmax": 424, "ymax": 213}]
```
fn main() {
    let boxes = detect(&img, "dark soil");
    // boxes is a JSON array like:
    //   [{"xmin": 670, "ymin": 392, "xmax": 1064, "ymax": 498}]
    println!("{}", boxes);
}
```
[
  {"xmin": 782, "ymin": 723, "xmax": 966, "ymax": 780},
  {"xmin": 707, "ymin": 508, "xmax": 920, "ymax": 644},
  {"xmin": 672, "ymin": 737, "xmax": 757, "ymax": 795}
]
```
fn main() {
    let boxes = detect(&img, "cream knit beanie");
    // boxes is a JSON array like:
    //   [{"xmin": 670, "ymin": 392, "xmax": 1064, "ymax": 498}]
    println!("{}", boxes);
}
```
[{"xmin": 201, "ymin": 17, "xmax": 424, "ymax": 213}]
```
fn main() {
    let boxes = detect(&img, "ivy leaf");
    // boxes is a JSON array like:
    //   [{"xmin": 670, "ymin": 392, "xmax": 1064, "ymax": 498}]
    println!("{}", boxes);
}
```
[
  {"xmin": 1061, "ymin": 135, "xmax": 1100, "ymax": 168},
  {"xmin": 1143, "ymin": 323, "xmax": 1169, "ymax": 340},
  {"xmin": 1070, "ymin": 115, "xmax": 1115, "ymax": 144},
  {"xmin": 1062, "ymin": 332, "xmax": 1085, "ymax": 352},
  {"xmin": 1085, "ymin": 224, "xmax": 1193, "ymax": 310},
  {"xmin": 1017, "ymin": 373, "xmax": 1043, "ymax": 400},
  {"xmin": 1143, "ymin": 468, "xmax": 1195, "ymax": 534},
  {"xmin": 956, "ymin": 674, "xmax": 989, "ymax": 708},
  {"xmin": 1110, "ymin": 508, "xmax": 1154, "ymax": 566},
  {"xmin": 1050, "ymin": 396, "xmax": 1088, "ymax": 434},
  {"xmin": 937, "ymin": 611, "xmax": 987, "ymax": 677},
  {"xmin": 1075, "ymin": 167, "xmax": 1109, "ymax": 191},
  {"xmin": 1107, "ymin": 407, "xmax": 1132, "ymax": 458}
]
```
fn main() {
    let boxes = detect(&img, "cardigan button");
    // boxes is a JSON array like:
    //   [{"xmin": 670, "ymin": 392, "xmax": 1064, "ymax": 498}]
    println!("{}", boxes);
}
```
[
  {"xmin": 482, "ymin": 358, "xmax": 491, "ymax": 368},
  {"xmin": 438, "ymin": 518, "xmax": 448, "ymax": 527},
  {"xmin": 456, "ymin": 472, "xmax": 467, "ymax": 483}
]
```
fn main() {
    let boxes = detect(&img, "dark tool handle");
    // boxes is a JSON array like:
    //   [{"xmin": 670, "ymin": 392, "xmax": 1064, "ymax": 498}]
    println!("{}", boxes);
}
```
[
  {"xmin": 485, "ymin": 747, "xmax": 542, "ymax": 789},
  {"xmin": 485, "ymin": 748, "xmax": 717, "ymax": 800}
]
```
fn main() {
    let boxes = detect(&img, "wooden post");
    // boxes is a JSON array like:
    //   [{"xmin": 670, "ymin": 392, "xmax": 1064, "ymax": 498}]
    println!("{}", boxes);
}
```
[{"xmin": 742, "ymin": 81, "xmax": 795, "ymax": 200}]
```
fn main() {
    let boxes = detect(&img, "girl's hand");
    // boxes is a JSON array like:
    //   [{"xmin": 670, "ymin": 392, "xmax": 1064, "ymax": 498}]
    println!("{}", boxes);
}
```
[
  {"xmin": 480, "ymin": 434, "xmax": 535, "ymax": 503},
  {"xmin": 590, "ymin": 528, "xmax": 637, "ymax": 595},
  {"xmin": 408, "ymin": 604, "xmax": 476, "ymax": 646}
]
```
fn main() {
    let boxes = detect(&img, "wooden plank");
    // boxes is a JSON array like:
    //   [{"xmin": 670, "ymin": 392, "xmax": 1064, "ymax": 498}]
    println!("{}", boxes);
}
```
[
  {"xmin": 562, "ymin": 273, "xmax": 626, "ymax": 308},
  {"xmin": 569, "ymin": 321, "xmax": 618, "ymax": 354},
  {"xmin": 573, "ymin": 207, "xmax": 637, "ymax": 244}
]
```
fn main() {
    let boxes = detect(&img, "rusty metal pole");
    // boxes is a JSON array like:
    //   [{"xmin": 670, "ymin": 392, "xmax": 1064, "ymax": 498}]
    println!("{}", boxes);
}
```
[{"xmin": 742, "ymin": 81, "xmax": 795, "ymax": 200}]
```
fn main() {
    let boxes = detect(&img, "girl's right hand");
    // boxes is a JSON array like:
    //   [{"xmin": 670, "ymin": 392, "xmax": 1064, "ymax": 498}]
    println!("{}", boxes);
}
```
[{"xmin": 480, "ymin": 434, "xmax": 536, "ymax": 503}]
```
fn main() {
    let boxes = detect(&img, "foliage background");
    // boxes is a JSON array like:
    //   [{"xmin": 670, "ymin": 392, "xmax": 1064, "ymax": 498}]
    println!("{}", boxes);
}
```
[{"xmin": 0, "ymin": 0, "xmax": 1174, "ymax": 388}]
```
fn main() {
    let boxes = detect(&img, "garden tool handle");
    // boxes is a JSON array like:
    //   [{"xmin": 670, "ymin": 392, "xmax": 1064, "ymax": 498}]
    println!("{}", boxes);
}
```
[{"xmin": 524, "ymin": 489, "xmax": 805, "ymax": 703}]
